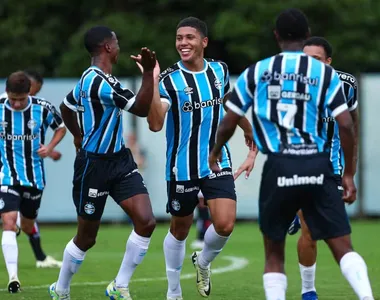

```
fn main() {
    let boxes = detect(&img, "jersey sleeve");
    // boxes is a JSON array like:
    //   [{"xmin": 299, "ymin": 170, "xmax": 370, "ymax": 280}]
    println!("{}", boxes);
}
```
[
  {"xmin": 63, "ymin": 83, "xmax": 80, "ymax": 112},
  {"xmin": 226, "ymin": 67, "xmax": 255, "ymax": 116},
  {"xmin": 346, "ymin": 76, "xmax": 358, "ymax": 111},
  {"xmin": 159, "ymin": 78, "xmax": 172, "ymax": 108},
  {"xmin": 44, "ymin": 102, "xmax": 64, "ymax": 130},
  {"xmin": 325, "ymin": 69, "xmax": 348, "ymax": 118},
  {"xmin": 100, "ymin": 75, "xmax": 136, "ymax": 111}
]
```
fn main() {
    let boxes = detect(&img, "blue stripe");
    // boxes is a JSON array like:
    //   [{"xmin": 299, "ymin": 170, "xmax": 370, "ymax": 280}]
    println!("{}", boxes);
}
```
[
  {"xmin": 306, "ymin": 58, "xmax": 321, "ymax": 137},
  {"xmin": 79, "ymin": 159, "xmax": 90, "ymax": 213},
  {"xmin": 98, "ymin": 109, "xmax": 118, "ymax": 153},
  {"xmin": 0, "ymin": 105, "xmax": 10, "ymax": 185},
  {"xmin": 196, "ymin": 72, "xmax": 212, "ymax": 177},
  {"xmin": 81, "ymin": 74, "xmax": 96, "ymax": 145},
  {"xmin": 13, "ymin": 111, "xmax": 28, "ymax": 185},
  {"xmin": 32, "ymin": 105, "xmax": 44, "ymax": 189}
]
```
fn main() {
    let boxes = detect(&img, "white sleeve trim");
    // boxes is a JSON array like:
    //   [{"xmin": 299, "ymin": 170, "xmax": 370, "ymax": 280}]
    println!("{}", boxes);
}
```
[
  {"xmin": 226, "ymin": 100, "xmax": 245, "ymax": 116},
  {"xmin": 55, "ymin": 122, "xmax": 66, "ymax": 130},
  {"xmin": 331, "ymin": 103, "xmax": 348, "ymax": 118},
  {"xmin": 348, "ymin": 101, "xmax": 358, "ymax": 112},
  {"xmin": 63, "ymin": 97, "xmax": 77, "ymax": 111},
  {"xmin": 123, "ymin": 96, "xmax": 136, "ymax": 111},
  {"xmin": 161, "ymin": 98, "xmax": 171, "ymax": 110}
]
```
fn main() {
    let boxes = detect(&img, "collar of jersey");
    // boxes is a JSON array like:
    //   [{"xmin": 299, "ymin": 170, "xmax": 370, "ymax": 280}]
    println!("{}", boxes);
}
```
[
  {"xmin": 5, "ymin": 96, "xmax": 32, "ymax": 112},
  {"xmin": 88, "ymin": 65, "xmax": 104, "ymax": 73},
  {"xmin": 280, "ymin": 51, "xmax": 305, "ymax": 55},
  {"xmin": 178, "ymin": 59, "xmax": 208, "ymax": 74}
]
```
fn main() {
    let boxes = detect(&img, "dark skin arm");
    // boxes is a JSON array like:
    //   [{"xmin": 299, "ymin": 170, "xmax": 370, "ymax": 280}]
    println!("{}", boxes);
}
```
[
  {"xmin": 209, "ymin": 109, "xmax": 242, "ymax": 172},
  {"xmin": 128, "ymin": 48, "xmax": 157, "ymax": 117},
  {"xmin": 223, "ymin": 92, "xmax": 254, "ymax": 148},
  {"xmin": 60, "ymin": 103, "xmax": 82, "ymax": 152},
  {"xmin": 350, "ymin": 108, "xmax": 359, "ymax": 175},
  {"xmin": 335, "ymin": 109, "xmax": 356, "ymax": 203}
]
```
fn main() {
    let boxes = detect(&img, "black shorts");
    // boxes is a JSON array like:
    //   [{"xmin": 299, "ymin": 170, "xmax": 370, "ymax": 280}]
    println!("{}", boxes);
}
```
[
  {"xmin": 0, "ymin": 185, "xmax": 43, "ymax": 219},
  {"xmin": 259, "ymin": 153, "xmax": 351, "ymax": 241},
  {"xmin": 73, "ymin": 147, "xmax": 148, "ymax": 221},
  {"xmin": 166, "ymin": 168, "xmax": 236, "ymax": 217}
]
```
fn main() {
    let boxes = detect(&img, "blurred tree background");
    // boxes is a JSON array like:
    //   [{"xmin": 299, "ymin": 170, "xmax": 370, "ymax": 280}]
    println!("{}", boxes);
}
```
[{"xmin": 0, "ymin": 0, "xmax": 378, "ymax": 77}]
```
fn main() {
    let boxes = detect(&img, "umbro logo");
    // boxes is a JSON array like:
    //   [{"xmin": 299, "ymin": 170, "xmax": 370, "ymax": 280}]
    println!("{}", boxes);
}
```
[{"xmin": 184, "ymin": 86, "xmax": 193, "ymax": 95}]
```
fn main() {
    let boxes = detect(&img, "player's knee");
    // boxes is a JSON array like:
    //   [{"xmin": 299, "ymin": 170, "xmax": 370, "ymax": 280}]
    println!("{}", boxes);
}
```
[
  {"xmin": 1, "ymin": 213, "xmax": 17, "ymax": 232},
  {"xmin": 20, "ymin": 222, "xmax": 34, "ymax": 235},
  {"xmin": 134, "ymin": 215, "xmax": 156, "ymax": 237},
  {"xmin": 213, "ymin": 220, "xmax": 235, "ymax": 237},
  {"xmin": 78, "ymin": 236, "xmax": 97, "ymax": 251}
]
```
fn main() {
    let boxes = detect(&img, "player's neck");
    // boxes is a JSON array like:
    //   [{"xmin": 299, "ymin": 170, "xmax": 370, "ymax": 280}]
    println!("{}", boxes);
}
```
[
  {"xmin": 280, "ymin": 41, "xmax": 304, "ymax": 52},
  {"xmin": 90, "ymin": 57, "xmax": 112, "ymax": 74},
  {"xmin": 181, "ymin": 58, "xmax": 205, "ymax": 72}
]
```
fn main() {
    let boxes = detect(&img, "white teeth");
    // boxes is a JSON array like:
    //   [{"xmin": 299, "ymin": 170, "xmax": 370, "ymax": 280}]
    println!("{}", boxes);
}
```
[{"xmin": 181, "ymin": 49, "xmax": 191, "ymax": 53}]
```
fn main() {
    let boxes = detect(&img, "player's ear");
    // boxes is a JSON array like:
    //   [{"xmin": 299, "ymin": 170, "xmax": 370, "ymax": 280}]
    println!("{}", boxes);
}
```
[
  {"xmin": 104, "ymin": 42, "xmax": 112, "ymax": 53},
  {"xmin": 202, "ymin": 36, "xmax": 208, "ymax": 49},
  {"xmin": 327, "ymin": 57, "xmax": 332, "ymax": 65}
]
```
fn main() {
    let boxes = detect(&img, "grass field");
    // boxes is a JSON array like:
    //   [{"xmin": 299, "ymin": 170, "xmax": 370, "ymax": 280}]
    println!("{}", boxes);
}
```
[{"xmin": 0, "ymin": 221, "xmax": 378, "ymax": 299}]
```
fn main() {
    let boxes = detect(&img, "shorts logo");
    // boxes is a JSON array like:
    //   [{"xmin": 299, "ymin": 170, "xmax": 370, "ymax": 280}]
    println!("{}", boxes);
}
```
[
  {"xmin": 185, "ymin": 186, "xmax": 200, "ymax": 193},
  {"xmin": 88, "ymin": 188, "xmax": 98, "ymax": 198},
  {"xmin": 171, "ymin": 199, "xmax": 181, "ymax": 211},
  {"xmin": 27, "ymin": 119, "xmax": 37, "ymax": 130},
  {"xmin": 337, "ymin": 185, "xmax": 344, "ymax": 191},
  {"xmin": 0, "ymin": 198, "xmax": 4, "ymax": 210},
  {"xmin": 23, "ymin": 192, "xmax": 31, "ymax": 199},
  {"xmin": 0, "ymin": 186, "xmax": 8, "ymax": 193},
  {"xmin": 208, "ymin": 173, "xmax": 217, "ymax": 179},
  {"xmin": 84, "ymin": 202, "xmax": 95, "ymax": 215},
  {"xmin": 277, "ymin": 174, "xmax": 324, "ymax": 187},
  {"xmin": 176, "ymin": 185, "xmax": 185, "ymax": 193}
]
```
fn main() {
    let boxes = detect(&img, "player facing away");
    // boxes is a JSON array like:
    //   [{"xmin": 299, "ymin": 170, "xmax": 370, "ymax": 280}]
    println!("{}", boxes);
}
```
[
  {"xmin": 48, "ymin": 26, "xmax": 157, "ymax": 300},
  {"xmin": 209, "ymin": 8, "xmax": 374, "ymax": 300},
  {"xmin": 144, "ymin": 17, "xmax": 255, "ymax": 300},
  {"xmin": 286, "ymin": 36, "xmax": 360, "ymax": 300},
  {"xmin": 1, "ymin": 69, "xmax": 63, "ymax": 269},
  {"xmin": 0, "ymin": 71, "xmax": 66, "ymax": 293}
]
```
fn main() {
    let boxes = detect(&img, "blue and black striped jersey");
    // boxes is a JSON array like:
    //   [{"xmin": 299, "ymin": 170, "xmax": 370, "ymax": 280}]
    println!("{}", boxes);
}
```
[
  {"xmin": 159, "ymin": 59, "xmax": 231, "ymax": 181},
  {"xmin": 325, "ymin": 70, "xmax": 358, "ymax": 174},
  {"xmin": 64, "ymin": 66, "xmax": 136, "ymax": 154},
  {"xmin": 227, "ymin": 51, "xmax": 348, "ymax": 156},
  {"xmin": 0, "ymin": 96, "xmax": 64, "ymax": 190}
]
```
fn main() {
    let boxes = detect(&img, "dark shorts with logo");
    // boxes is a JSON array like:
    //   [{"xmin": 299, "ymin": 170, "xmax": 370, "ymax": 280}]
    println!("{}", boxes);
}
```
[
  {"xmin": 166, "ymin": 168, "xmax": 236, "ymax": 217},
  {"xmin": 0, "ymin": 185, "xmax": 43, "ymax": 219},
  {"xmin": 259, "ymin": 153, "xmax": 351, "ymax": 241},
  {"xmin": 73, "ymin": 147, "xmax": 148, "ymax": 221}
]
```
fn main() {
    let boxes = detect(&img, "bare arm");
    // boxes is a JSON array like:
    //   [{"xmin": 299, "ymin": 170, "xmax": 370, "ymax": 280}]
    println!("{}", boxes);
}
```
[
  {"xmin": 129, "ymin": 70, "xmax": 154, "ymax": 117},
  {"xmin": 147, "ymin": 76, "xmax": 169, "ymax": 132},
  {"xmin": 335, "ymin": 110, "xmax": 355, "ymax": 176},
  {"xmin": 47, "ymin": 126, "xmax": 66, "ymax": 151},
  {"xmin": 350, "ymin": 108, "xmax": 359, "ymax": 175},
  {"xmin": 60, "ymin": 103, "xmax": 82, "ymax": 151}
]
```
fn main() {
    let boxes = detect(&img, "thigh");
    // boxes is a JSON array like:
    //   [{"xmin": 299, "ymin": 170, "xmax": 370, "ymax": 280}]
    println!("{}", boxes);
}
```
[
  {"xmin": 0, "ymin": 185, "xmax": 21, "ymax": 214},
  {"xmin": 166, "ymin": 180, "xmax": 200, "ymax": 217},
  {"xmin": 302, "ymin": 175, "xmax": 351, "ymax": 241},
  {"xmin": 259, "ymin": 157, "xmax": 302, "ymax": 242},
  {"xmin": 72, "ymin": 154, "xmax": 109, "ymax": 221},
  {"xmin": 19, "ymin": 187, "xmax": 43, "ymax": 220},
  {"xmin": 109, "ymin": 149, "xmax": 148, "ymax": 203},
  {"xmin": 201, "ymin": 168, "xmax": 236, "ymax": 202}
]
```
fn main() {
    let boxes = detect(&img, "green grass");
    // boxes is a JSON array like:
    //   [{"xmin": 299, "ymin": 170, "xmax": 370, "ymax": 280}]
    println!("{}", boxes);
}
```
[{"xmin": 0, "ymin": 221, "xmax": 378, "ymax": 299}]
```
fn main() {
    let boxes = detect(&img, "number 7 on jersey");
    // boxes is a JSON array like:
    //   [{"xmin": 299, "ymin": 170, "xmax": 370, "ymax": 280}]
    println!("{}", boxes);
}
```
[{"xmin": 277, "ymin": 102, "xmax": 298, "ymax": 130}]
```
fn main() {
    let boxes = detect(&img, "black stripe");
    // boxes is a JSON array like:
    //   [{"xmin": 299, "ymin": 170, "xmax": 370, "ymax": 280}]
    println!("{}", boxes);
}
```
[
  {"xmin": 166, "ymin": 77, "xmax": 180, "ymax": 181},
  {"xmin": 94, "ymin": 109, "xmax": 115, "ymax": 153},
  {"xmin": 40, "ymin": 108, "xmax": 48, "ymax": 145},
  {"xmin": 269, "ymin": 55, "xmax": 288, "ymax": 149},
  {"xmin": 295, "ymin": 56, "xmax": 312, "ymax": 143},
  {"xmin": 247, "ymin": 64, "xmax": 257, "ymax": 96},
  {"xmin": 107, "ymin": 114, "xmax": 120, "ymax": 154},
  {"xmin": 5, "ymin": 109, "xmax": 18, "ymax": 185},
  {"xmin": 183, "ymin": 72, "xmax": 201, "ymax": 179},
  {"xmin": 82, "ymin": 75, "xmax": 104, "ymax": 149},
  {"xmin": 23, "ymin": 108, "xmax": 34, "ymax": 185},
  {"xmin": 206, "ymin": 67, "xmax": 220, "ymax": 157},
  {"xmin": 318, "ymin": 65, "xmax": 332, "ymax": 137}
]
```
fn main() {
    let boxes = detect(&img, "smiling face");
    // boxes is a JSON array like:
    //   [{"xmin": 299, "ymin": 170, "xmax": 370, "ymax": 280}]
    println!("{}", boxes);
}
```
[{"xmin": 176, "ymin": 26, "xmax": 208, "ymax": 65}]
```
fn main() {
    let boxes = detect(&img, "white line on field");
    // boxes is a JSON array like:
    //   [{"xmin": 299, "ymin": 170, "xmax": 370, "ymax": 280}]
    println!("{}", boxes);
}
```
[{"xmin": 0, "ymin": 255, "xmax": 249, "ymax": 291}]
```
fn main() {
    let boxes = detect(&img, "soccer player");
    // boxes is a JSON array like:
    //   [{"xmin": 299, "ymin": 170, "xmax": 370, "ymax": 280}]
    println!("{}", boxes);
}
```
[
  {"xmin": 0, "ymin": 71, "xmax": 66, "ymax": 293},
  {"xmin": 145, "ymin": 17, "xmax": 254, "ymax": 299},
  {"xmin": 286, "ymin": 36, "xmax": 360, "ymax": 300},
  {"xmin": 209, "ymin": 8, "xmax": 374, "ymax": 300},
  {"xmin": 1, "ymin": 69, "xmax": 63, "ymax": 269},
  {"xmin": 48, "ymin": 26, "xmax": 157, "ymax": 300}
]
